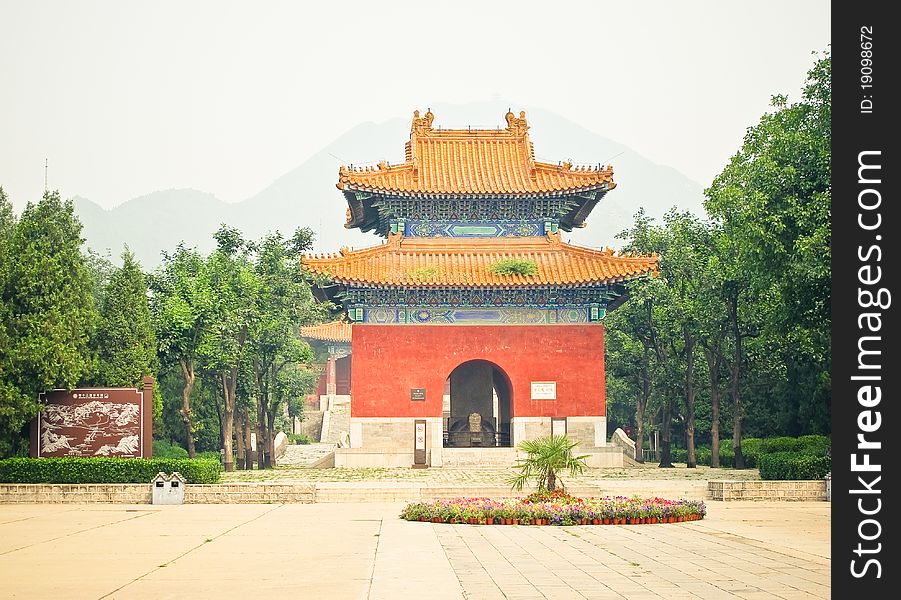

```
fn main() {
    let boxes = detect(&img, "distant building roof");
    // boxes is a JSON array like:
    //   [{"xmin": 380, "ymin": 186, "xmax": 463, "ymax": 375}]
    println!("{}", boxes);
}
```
[{"xmin": 299, "ymin": 321, "xmax": 352, "ymax": 343}]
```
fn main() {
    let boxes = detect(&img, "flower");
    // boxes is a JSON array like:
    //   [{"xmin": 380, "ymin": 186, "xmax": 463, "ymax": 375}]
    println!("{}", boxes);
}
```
[{"xmin": 399, "ymin": 495, "xmax": 705, "ymax": 525}]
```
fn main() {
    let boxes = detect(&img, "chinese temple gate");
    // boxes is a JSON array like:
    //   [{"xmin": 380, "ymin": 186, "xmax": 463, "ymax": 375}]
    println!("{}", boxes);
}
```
[{"xmin": 303, "ymin": 110, "xmax": 657, "ymax": 467}]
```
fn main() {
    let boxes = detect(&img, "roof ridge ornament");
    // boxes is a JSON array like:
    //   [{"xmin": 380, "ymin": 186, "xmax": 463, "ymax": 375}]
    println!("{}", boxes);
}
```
[
  {"xmin": 387, "ymin": 230, "xmax": 404, "ymax": 247},
  {"xmin": 411, "ymin": 108, "xmax": 435, "ymax": 135},
  {"xmin": 505, "ymin": 109, "xmax": 529, "ymax": 135}
]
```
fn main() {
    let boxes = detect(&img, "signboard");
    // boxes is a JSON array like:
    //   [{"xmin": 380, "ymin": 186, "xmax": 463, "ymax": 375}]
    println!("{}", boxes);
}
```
[
  {"xmin": 552, "ymin": 418, "xmax": 567, "ymax": 437},
  {"xmin": 411, "ymin": 388, "xmax": 426, "ymax": 401},
  {"xmin": 530, "ymin": 381, "xmax": 557, "ymax": 400},
  {"xmin": 31, "ymin": 384, "xmax": 153, "ymax": 458},
  {"xmin": 413, "ymin": 420, "xmax": 427, "ymax": 466}
]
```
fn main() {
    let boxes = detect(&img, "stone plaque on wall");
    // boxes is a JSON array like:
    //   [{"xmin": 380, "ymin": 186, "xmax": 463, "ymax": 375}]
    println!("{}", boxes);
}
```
[{"xmin": 530, "ymin": 381, "xmax": 557, "ymax": 400}]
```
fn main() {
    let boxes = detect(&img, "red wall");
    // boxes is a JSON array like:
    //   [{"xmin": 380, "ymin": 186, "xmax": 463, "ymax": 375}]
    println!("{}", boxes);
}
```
[{"xmin": 351, "ymin": 325, "xmax": 605, "ymax": 418}]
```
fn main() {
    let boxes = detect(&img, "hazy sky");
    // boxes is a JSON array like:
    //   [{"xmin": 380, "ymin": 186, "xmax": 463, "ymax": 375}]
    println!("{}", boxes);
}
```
[{"xmin": 1, "ymin": 0, "xmax": 830, "ymax": 211}]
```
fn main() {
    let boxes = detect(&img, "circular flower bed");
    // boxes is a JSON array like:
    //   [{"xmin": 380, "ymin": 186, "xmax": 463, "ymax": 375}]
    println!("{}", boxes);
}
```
[{"xmin": 400, "ymin": 491, "xmax": 706, "ymax": 526}]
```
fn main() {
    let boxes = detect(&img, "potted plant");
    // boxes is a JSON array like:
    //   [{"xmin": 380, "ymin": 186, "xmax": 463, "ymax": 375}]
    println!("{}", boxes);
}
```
[{"xmin": 507, "ymin": 435, "xmax": 590, "ymax": 494}]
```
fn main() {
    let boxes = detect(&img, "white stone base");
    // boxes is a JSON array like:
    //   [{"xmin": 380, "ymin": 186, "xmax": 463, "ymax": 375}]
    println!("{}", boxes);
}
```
[
  {"xmin": 580, "ymin": 447, "xmax": 625, "ymax": 467},
  {"xmin": 440, "ymin": 447, "xmax": 523, "ymax": 467},
  {"xmin": 510, "ymin": 416, "xmax": 607, "ymax": 447},
  {"xmin": 566, "ymin": 416, "xmax": 608, "ymax": 447},
  {"xmin": 348, "ymin": 417, "xmax": 444, "ymax": 466},
  {"xmin": 340, "ymin": 415, "xmax": 617, "ymax": 468},
  {"xmin": 335, "ymin": 448, "xmax": 418, "ymax": 468}
]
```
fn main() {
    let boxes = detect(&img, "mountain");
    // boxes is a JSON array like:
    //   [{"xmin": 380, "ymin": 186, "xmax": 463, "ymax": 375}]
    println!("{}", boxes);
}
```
[{"xmin": 74, "ymin": 101, "xmax": 706, "ymax": 268}]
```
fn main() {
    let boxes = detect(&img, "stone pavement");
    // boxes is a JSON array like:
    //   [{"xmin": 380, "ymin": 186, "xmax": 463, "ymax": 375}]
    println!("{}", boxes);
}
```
[{"xmin": 0, "ymin": 501, "xmax": 829, "ymax": 599}]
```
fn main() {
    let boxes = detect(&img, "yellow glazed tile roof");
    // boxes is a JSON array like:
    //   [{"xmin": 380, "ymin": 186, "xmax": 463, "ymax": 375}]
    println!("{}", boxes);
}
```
[
  {"xmin": 299, "ymin": 321, "xmax": 352, "ymax": 343},
  {"xmin": 302, "ymin": 232, "xmax": 658, "ymax": 287},
  {"xmin": 336, "ymin": 110, "xmax": 616, "ymax": 196}
]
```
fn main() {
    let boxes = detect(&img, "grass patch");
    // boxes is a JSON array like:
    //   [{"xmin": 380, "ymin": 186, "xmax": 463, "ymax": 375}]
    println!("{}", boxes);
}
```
[
  {"xmin": 406, "ymin": 266, "xmax": 444, "ymax": 280},
  {"xmin": 488, "ymin": 259, "xmax": 538, "ymax": 276}
]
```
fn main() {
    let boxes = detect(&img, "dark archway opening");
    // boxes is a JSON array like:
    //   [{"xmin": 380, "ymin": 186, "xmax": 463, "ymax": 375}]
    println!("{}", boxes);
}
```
[{"xmin": 443, "ymin": 360, "xmax": 512, "ymax": 447}]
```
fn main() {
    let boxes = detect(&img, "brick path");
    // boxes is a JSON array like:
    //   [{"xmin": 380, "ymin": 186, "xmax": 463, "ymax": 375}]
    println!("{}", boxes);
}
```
[{"xmin": 0, "ymin": 501, "xmax": 828, "ymax": 599}]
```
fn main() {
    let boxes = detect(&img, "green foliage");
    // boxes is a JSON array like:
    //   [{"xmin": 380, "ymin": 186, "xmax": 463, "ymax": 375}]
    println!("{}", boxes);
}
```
[
  {"xmin": 606, "ymin": 53, "xmax": 832, "ymax": 469},
  {"xmin": 0, "ymin": 457, "xmax": 221, "ymax": 484},
  {"xmin": 287, "ymin": 433, "xmax": 311, "ymax": 445},
  {"xmin": 0, "ymin": 188, "xmax": 18, "ymax": 457},
  {"xmin": 758, "ymin": 452, "xmax": 831, "ymax": 480},
  {"xmin": 245, "ymin": 228, "xmax": 325, "ymax": 463},
  {"xmin": 1, "ymin": 191, "xmax": 97, "ymax": 456},
  {"xmin": 705, "ymin": 52, "xmax": 832, "ymax": 435},
  {"xmin": 150, "ymin": 244, "xmax": 213, "ymax": 456},
  {"xmin": 672, "ymin": 446, "xmax": 734, "ymax": 467},
  {"xmin": 92, "ymin": 249, "xmax": 156, "ymax": 387},
  {"xmin": 672, "ymin": 435, "xmax": 830, "ymax": 469},
  {"xmin": 151, "ymin": 245, "xmax": 212, "ymax": 366},
  {"xmin": 406, "ymin": 266, "xmax": 443, "ymax": 280},
  {"xmin": 508, "ymin": 435, "xmax": 589, "ymax": 491},
  {"xmin": 152, "ymin": 439, "xmax": 189, "ymax": 459},
  {"xmin": 488, "ymin": 258, "xmax": 538, "ymax": 276},
  {"xmin": 148, "ymin": 225, "xmax": 323, "ymax": 466}
]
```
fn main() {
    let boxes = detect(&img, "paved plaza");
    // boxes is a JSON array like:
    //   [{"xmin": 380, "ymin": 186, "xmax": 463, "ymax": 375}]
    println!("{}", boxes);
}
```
[{"xmin": 0, "ymin": 501, "xmax": 828, "ymax": 599}]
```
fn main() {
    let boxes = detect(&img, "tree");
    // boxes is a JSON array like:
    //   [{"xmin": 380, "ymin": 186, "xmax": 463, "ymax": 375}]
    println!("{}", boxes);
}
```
[
  {"xmin": 0, "ymin": 191, "xmax": 97, "ymax": 456},
  {"xmin": 604, "ymin": 315, "xmax": 655, "ymax": 463},
  {"xmin": 508, "ymin": 435, "xmax": 589, "ymax": 491},
  {"xmin": 92, "ymin": 249, "xmax": 156, "ymax": 387},
  {"xmin": 695, "ymin": 238, "xmax": 730, "ymax": 467},
  {"xmin": 706, "ymin": 53, "xmax": 832, "ymax": 459},
  {"xmin": 151, "ymin": 245, "xmax": 212, "ymax": 458},
  {"xmin": 656, "ymin": 211, "xmax": 711, "ymax": 468},
  {"xmin": 0, "ymin": 188, "xmax": 19, "ymax": 456},
  {"xmin": 200, "ymin": 225, "xmax": 260, "ymax": 471},
  {"xmin": 246, "ymin": 228, "xmax": 324, "ymax": 468}
]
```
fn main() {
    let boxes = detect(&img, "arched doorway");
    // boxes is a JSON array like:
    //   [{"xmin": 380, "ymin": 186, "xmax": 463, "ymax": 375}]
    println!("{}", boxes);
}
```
[{"xmin": 443, "ymin": 360, "xmax": 512, "ymax": 447}]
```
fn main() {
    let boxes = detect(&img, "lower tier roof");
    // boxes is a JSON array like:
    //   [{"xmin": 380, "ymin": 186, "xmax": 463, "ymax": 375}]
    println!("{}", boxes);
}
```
[
  {"xmin": 302, "ymin": 232, "xmax": 657, "ymax": 288},
  {"xmin": 299, "ymin": 321, "xmax": 352, "ymax": 343}
]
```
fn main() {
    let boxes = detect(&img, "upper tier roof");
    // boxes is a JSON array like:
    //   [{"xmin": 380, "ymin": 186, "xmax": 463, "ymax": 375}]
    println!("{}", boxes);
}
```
[
  {"xmin": 337, "ymin": 109, "xmax": 616, "ymax": 197},
  {"xmin": 299, "ymin": 321, "xmax": 352, "ymax": 343},
  {"xmin": 302, "ymin": 232, "xmax": 658, "ymax": 288}
]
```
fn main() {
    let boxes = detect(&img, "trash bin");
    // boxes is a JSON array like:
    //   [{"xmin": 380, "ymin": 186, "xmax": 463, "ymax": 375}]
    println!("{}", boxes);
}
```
[{"xmin": 151, "ymin": 472, "xmax": 186, "ymax": 505}]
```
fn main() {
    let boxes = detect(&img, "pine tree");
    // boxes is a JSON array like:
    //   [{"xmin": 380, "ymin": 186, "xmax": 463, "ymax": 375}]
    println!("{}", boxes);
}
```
[
  {"xmin": 93, "ymin": 249, "xmax": 156, "ymax": 387},
  {"xmin": 0, "ymin": 191, "xmax": 97, "ymax": 455}
]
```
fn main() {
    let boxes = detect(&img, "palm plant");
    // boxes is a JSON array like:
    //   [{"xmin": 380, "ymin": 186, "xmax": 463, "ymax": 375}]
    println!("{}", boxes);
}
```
[{"xmin": 508, "ymin": 434, "xmax": 590, "ymax": 491}]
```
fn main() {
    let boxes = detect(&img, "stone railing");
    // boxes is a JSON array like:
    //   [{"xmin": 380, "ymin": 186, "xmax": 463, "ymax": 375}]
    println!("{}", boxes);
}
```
[
  {"xmin": 609, "ymin": 428, "xmax": 636, "ymax": 460},
  {"xmin": 0, "ymin": 483, "xmax": 315, "ymax": 504},
  {"xmin": 708, "ymin": 480, "xmax": 827, "ymax": 501}
]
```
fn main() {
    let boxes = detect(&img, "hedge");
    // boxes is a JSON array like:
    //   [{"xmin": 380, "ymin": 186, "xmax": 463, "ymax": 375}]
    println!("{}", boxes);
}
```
[
  {"xmin": 151, "ymin": 440, "xmax": 189, "ymax": 459},
  {"xmin": 0, "ymin": 457, "xmax": 221, "ymax": 484},
  {"xmin": 671, "ymin": 446, "xmax": 735, "ymax": 467},
  {"xmin": 758, "ymin": 452, "xmax": 831, "ymax": 480},
  {"xmin": 671, "ymin": 435, "xmax": 831, "ymax": 469}
]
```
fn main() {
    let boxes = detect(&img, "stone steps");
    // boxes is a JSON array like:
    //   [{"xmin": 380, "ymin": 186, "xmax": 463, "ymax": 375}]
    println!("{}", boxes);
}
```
[
  {"xmin": 441, "ymin": 448, "xmax": 522, "ymax": 467},
  {"xmin": 278, "ymin": 443, "xmax": 336, "ymax": 467}
]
